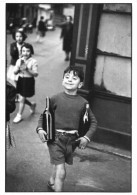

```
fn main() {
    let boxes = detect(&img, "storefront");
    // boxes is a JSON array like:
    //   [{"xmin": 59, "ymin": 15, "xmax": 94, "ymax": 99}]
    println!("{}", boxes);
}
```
[{"xmin": 71, "ymin": 4, "xmax": 131, "ymax": 149}]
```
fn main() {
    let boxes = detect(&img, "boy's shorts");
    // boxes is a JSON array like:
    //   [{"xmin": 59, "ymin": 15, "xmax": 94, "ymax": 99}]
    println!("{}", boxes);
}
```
[{"xmin": 47, "ymin": 132, "xmax": 78, "ymax": 165}]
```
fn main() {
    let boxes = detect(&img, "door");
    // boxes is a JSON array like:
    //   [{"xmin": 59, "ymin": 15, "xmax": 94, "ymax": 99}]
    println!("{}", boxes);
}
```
[{"xmin": 70, "ymin": 4, "xmax": 102, "ymax": 99}]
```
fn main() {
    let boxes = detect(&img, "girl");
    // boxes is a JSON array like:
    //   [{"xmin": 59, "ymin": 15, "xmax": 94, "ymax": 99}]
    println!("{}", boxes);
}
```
[
  {"xmin": 7, "ymin": 29, "xmax": 30, "ymax": 87},
  {"xmin": 13, "ymin": 43, "xmax": 38, "ymax": 123}
]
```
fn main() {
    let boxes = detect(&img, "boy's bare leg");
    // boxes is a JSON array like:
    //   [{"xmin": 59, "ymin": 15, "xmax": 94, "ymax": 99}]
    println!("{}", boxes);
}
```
[
  {"xmin": 54, "ymin": 163, "xmax": 66, "ymax": 192},
  {"xmin": 49, "ymin": 164, "xmax": 56, "ymax": 185}
]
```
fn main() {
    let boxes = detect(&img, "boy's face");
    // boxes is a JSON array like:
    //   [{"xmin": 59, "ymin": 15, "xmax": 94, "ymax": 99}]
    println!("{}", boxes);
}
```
[
  {"xmin": 62, "ymin": 71, "xmax": 83, "ymax": 92},
  {"xmin": 21, "ymin": 47, "xmax": 31, "ymax": 60},
  {"xmin": 15, "ymin": 32, "xmax": 23, "ymax": 44}
]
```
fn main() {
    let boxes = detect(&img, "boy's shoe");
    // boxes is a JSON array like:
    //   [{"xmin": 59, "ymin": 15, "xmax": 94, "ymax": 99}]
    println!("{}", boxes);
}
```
[
  {"xmin": 30, "ymin": 102, "xmax": 36, "ymax": 114},
  {"xmin": 13, "ymin": 113, "xmax": 22, "ymax": 123},
  {"xmin": 47, "ymin": 181, "xmax": 55, "ymax": 192}
]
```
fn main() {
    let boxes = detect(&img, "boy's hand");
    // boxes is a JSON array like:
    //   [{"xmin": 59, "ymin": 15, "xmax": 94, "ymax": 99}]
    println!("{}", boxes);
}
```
[
  {"xmin": 76, "ymin": 137, "xmax": 89, "ymax": 149},
  {"xmin": 38, "ymin": 129, "xmax": 48, "ymax": 142}
]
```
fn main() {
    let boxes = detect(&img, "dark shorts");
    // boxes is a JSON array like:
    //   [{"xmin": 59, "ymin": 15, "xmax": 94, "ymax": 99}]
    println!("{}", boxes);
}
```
[
  {"xmin": 17, "ymin": 76, "xmax": 35, "ymax": 97},
  {"xmin": 47, "ymin": 132, "xmax": 79, "ymax": 165}
]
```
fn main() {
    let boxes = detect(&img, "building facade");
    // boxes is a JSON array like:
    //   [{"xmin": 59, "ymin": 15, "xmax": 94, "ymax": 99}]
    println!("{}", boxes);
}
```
[{"xmin": 71, "ymin": 4, "xmax": 131, "ymax": 149}]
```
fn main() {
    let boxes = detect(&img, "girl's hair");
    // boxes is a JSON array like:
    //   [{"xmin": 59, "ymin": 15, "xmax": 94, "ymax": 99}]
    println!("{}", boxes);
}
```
[
  {"xmin": 21, "ymin": 43, "xmax": 34, "ymax": 55},
  {"xmin": 63, "ymin": 66, "xmax": 84, "ymax": 82},
  {"xmin": 12, "ymin": 29, "xmax": 27, "ymax": 41}
]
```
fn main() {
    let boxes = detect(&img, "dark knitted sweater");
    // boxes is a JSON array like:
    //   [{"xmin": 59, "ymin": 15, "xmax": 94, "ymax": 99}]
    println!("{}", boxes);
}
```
[{"xmin": 37, "ymin": 92, "xmax": 97, "ymax": 140}]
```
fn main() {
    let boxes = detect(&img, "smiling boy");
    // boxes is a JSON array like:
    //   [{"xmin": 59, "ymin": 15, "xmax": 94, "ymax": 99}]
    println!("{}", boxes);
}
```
[{"xmin": 36, "ymin": 66, "xmax": 97, "ymax": 192}]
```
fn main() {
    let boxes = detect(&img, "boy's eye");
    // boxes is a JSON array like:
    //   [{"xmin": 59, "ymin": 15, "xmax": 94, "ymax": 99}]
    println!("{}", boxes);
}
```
[
  {"xmin": 65, "ymin": 74, "xmax": 70, "ymax": 78},
  {"xmin": 73, "ymin": 77, "xmax": 78, "ymax": 80}
]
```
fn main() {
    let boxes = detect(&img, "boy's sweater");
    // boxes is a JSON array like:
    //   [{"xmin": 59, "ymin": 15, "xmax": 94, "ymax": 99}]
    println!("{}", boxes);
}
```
[{"xmin": 37, "ymin": 92, "xmax": 97, "ymax": 140}]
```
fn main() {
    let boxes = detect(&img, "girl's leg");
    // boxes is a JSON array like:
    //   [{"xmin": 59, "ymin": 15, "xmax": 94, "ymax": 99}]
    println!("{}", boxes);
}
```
[
  {"xmin": 25, "ymin": 98, "xmax": 32, "ymax": 106},
  {"xmin": 13, "ymin": 95, "xmax": 25, "ymax": 123},
  {"xmin": 18, "ymin": 95, "xmax": 25, "ymax": 115},
  {"xmin": 54, "ymin": 163, "xmax": 66, "ymax": 192},
  {"xmin": 25, "ymin": 99, "xmax": 36, "ymax": 114}
]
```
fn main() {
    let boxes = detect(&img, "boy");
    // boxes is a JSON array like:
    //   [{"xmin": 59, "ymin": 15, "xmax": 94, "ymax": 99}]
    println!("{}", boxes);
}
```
[{"xmin": 36, "ymin": 66, "xmax": 97, "ymax": 192}]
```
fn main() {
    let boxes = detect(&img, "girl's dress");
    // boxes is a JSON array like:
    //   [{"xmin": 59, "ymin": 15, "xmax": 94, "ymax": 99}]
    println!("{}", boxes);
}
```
[{"xmin": 14, "ymin": 57, "xmax": 38, "ymax": 97}]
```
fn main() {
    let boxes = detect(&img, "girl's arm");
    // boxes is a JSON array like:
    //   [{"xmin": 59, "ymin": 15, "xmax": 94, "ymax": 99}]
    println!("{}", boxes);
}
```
[
  {"xmin": 14, "ymin": 59, "xmax": 21, "ymax": 74},
  {"xmin": 27, "ymin": 60, "xmax": 38, "ymax": 77}
]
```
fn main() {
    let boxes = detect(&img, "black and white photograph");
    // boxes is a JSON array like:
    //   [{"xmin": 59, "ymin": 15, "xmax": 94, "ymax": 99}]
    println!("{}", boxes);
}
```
[{"xmin": 1, "ymin": 1, "xmax": 136, "ymax": 194}]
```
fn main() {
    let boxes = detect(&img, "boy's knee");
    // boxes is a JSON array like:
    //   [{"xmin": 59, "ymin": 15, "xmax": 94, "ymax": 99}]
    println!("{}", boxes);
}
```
[
  {"xmin": 58, "ymin": 172, "xmax": 66, "ymax": 181},
  {"xmin": 56, "ymin": 165, "xmax": 66, "ymax": 180}
]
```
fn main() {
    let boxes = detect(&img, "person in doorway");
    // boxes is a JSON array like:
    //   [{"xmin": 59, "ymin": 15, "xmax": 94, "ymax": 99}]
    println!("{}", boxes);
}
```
[
  {"xmin": 13, "ymin": 43, "xmax": 38, "ymax": 123},
  {"xmin": 36, "ymin": 66, "xmax": 97, "ymax": 192},
  {"xmin": 36, "ymin": 16, "xmax": 47, "ymax": 43},
  {"xmin": 6, "ymin": 81, "xmax": 16, "ymax": 150},
  {"xmin": 60, "ymin": 16, "xmax": 73, "ymax": 61}
]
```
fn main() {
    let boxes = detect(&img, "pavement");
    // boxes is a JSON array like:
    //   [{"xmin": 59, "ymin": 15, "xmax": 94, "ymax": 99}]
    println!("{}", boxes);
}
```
[{"xmin": 5, "ymin": 28, "xmax": 131, "ymax": 192}]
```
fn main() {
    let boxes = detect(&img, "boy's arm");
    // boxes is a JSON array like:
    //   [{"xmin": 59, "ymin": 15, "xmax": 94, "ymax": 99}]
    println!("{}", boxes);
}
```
[
  {"xmin": 36, "ymin": 114, "xmax": 47, "ymax": 142},
  {"xmin": 84, "ymin": 109, "xmax": 97, "ymax": 141},
  {"xmin": 36, "ymin": 114, "xmax": 44, "ymax": 133},
  {"xmin": 77, "ymin": 108, "xmax": 97, "ymax": 149}
]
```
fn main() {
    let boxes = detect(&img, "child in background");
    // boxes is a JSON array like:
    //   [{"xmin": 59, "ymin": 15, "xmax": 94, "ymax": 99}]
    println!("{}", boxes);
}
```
[
  {"xmin": 7, "ymin": 29, "xmax": 34, "ymax": 103},
  {"xmin": 36, "ymin": 66, "xmax": 97, "ymax": 192},
  {"xmin": 7, "ymin": 29, "xmax": 29, "ymax": 87},
  {"xmin": 13, "ymin": 43, "xmax": 38, "ymax": 123}
]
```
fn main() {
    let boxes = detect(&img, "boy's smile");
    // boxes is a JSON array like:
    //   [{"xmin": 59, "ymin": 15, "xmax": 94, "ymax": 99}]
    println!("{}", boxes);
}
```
[{"xmin": 62, "ymin": 71, "xmax": 83, "ymax": 94}]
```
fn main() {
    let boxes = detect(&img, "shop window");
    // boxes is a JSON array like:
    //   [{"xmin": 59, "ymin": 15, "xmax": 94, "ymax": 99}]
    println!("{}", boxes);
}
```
[{"xmin": 94, "ymin": 5, "xmax": 131, "ymax": 98}]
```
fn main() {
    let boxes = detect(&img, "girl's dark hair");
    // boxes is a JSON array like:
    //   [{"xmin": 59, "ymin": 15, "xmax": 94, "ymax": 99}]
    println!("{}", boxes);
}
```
[
  {"xmin": 21, "ymin": 43, "xmax": 34, "ymax": 55},
  {"xmin": 12, "ymin": 29, "xmax": 27, "ymax": 41},
  {"xmin": 63, "ymin": 66, "xmax": 84, "ymax": 82}
]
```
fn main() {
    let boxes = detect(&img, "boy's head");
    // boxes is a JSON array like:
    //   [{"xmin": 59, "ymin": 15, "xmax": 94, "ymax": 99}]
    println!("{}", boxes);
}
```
[
  {"xmin": 63, "ymin": 66, "xmax": 84, "ymax": 82},
  {"xmin": 62, "ymin": 66, "xmax": 84, "ymax": 93}
]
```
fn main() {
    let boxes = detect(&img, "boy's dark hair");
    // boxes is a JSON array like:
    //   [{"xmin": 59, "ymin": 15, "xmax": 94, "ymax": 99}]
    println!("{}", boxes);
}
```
[
  {"xmin": 13, "ymin": 29, "xmax": 27, "ymax": 41},
  {"xmin": 63, "ymin": 66, "xmax": 84, "ymax": 82},
  {"xmin": 21, "ymin": 43, "xmax": 34, "ymax": 55}
]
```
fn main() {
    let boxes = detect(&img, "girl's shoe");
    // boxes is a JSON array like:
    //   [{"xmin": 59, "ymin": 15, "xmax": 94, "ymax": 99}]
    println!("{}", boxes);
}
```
[
  {"xmin": 13, "ymin": 113, "xmax": 22, "ymax": 123},
  {"xmin": 47, "ymin": 181, "xmax": 55, "ymax": 192}
]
